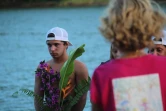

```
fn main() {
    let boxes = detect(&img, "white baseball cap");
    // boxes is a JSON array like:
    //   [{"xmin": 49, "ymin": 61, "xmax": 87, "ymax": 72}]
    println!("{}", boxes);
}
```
[
  {"xmin": 152, "ymin": 30, "xmax": 166, "ymax": 45},
  {"xmin": 46, "ymin": 27, "xmax": 72, "ymax": 46}
]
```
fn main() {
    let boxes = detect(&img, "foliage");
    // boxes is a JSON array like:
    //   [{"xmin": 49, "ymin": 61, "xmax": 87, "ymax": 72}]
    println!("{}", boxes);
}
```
[
  {"xmin": 59, "ymin": 44, "xmax": 85, "ymax": 98},
  {"xmin": 12, "ymin": 44, "xmax": 90, "ymax": 111},
  {"xmin": 64, "ymin": 76, "xmax": 91, "ymax": 111},
  {"xmin": 12, "ymin": 88, "xmax": 52, "ymax": 111}
]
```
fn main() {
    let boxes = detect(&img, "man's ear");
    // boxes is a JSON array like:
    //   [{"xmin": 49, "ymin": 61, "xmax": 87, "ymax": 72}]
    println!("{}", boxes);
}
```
[{"xmin": 66, "ymin": 44, "xmax": 68, "ymax": 49}]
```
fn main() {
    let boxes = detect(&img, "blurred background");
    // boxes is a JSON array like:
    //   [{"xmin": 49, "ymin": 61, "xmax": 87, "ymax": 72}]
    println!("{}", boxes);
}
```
[{"xmin": 0, "ymin": 0, "xmax": 166, "ymax": 111}]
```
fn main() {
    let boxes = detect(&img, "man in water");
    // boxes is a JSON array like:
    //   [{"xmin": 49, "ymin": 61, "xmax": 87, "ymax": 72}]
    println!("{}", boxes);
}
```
[{"xmin": 34, "ymin": 27, "xmax": 89, "ymax": 111}]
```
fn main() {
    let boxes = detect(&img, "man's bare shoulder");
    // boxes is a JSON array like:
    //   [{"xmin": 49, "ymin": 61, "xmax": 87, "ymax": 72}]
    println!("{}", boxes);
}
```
[
  {"xmin": 74, "ymin": 60, "xmax": 89, "ymax": 80},
  {"xmin": 45, "ymin": 59, "xmax": 53, "ymax": 65},
  {"xmin": 74, "ymin": 60, "xmax": 87, "ymax": 69},
  {"xmin": 36, "ymin": 60, "xmax": 52, "ymax": 68}
]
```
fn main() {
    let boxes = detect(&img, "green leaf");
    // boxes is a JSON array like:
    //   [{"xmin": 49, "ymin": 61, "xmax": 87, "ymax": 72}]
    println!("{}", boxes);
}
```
[
  {"xmin": 59, "ymin": 44, "xmax": 85, "ymax": 90},
  {"xmin": 64, "ymin": 76, "xmax": 91, "ymax": 111},
  {"xmin": 12, "ymin": 88, "xmax": 47, "ymax": 110}
]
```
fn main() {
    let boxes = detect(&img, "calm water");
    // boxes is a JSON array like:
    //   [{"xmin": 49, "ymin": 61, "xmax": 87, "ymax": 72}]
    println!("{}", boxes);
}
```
[
  {"xmin": 0, "ymin": 6, "xmax": 110, "ymax": 111},
  {"xmin": 1, "ymin": 3, "xmax": 166, "ymax": 111}
]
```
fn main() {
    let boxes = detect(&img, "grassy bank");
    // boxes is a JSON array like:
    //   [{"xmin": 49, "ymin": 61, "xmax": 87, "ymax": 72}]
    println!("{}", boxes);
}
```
[
  {"xmin": 0, "ymin": 0, "xmax": 109, "ymax": 9},
  {"xmin": 0, "ymin": 0, "xmax": 165, "ymax": 9},
  {"xmin": 59, "ymin": 0, "xmax": 109, "ymax": 6}
]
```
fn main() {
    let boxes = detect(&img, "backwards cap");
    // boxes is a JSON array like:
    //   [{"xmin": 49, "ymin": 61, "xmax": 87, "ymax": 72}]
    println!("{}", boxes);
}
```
[
  {"xmin": 46, "ymin": 27, "xmax": 72, "ymax": 46},
  {"xmin": 153, "ymin": 30, "xmax": 166, "ymax": 45}
]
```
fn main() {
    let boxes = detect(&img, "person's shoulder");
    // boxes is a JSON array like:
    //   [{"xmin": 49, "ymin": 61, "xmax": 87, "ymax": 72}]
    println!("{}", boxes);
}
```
[
  {"xmin": 45, "ymin": 59, "xmax": 52, "ymax": 64},
  {"xmin": 155, "ymin": 56, "xmax": 166, "ymax": 63},
  {"xmin": 74, "ymin": 60, "xmax": 86, "ymax": 67},
  {"xmin": 36, "ymin": 60, "xmax": 51, "ymax": 68},
  {"xmin": 74, "ymin": 60, "xmax": 88, "ymax": 74},
  {"xmin": 100, "ymin": 60, "xmax": 110, "ymax": 65},
  {"xmin": 95, "ymin": 60, "xmax": 112, "ymax": 72},
  {"xmin": 74, "ymin": 60, "xmax": 88, "ymax": 71},
  {"xmin": 147, "ymin": 54, "xmax": 166, "ymax": 62},
  {"xmin": 74, "ymin": 60, "xmax": 89, "ymax": 79}
]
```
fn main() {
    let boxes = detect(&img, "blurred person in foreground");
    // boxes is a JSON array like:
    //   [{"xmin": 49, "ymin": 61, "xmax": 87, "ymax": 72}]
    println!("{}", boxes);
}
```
[
  {"xmin": 148, "ymin": 30, "xmax": 166, "ymax": 56},
  {"xmin": 90, "ymin": 0, "xmax": 166, "ymax": 111},
  {"xmin": 34, "ymin": 27, "xmax": 89, "ymax": 111}
]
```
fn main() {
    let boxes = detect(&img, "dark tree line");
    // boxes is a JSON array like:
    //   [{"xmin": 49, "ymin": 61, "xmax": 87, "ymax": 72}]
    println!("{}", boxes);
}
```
[
  {"xmin": 0, "ymin": 0, "xmax": 62, "ymax": 8},
  {"xmin": 1, "ymin": 0, "xmax": 61, "ymax": 3},
  {"xmin": 0, "ymin": 0, "xmax": 165, "ymax": 9},
  {"xmin": 0, "ymin": 0, "xmax": 62, "ymax": 4}
]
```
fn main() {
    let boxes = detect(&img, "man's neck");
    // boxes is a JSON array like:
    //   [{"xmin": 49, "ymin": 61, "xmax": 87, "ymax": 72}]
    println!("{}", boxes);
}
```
[{"xmin": 53, "ymin": 55, "xmax": 68, "ymax": 64}]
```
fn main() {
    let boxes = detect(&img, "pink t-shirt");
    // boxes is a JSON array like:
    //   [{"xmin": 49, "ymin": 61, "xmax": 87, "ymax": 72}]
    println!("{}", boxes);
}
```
[{"xmin": 90, "ymin": 54, "xmax": 166, "ymax": 111}]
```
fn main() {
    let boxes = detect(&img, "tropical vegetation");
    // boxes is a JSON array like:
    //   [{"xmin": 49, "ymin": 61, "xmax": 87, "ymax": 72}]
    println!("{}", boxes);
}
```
[{"xmin": 13, "ymin": 44, "xmax": 91, "ymax": 111}]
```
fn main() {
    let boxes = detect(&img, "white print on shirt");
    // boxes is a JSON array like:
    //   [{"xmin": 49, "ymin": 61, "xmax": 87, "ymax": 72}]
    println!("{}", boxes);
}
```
[{"xmin": 112, "ymin": 74, "xmax": 163, "ymax": 111}]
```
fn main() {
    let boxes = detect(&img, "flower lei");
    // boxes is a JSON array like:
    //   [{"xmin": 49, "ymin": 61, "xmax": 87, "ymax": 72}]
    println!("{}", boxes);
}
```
[{"xmin": 35, "ymin": 60, "xmax": 61, "ymax": 110}]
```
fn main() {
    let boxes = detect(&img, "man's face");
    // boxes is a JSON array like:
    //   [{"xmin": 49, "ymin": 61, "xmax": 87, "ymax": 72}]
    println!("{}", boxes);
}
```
[
  {"xmin": 148, "ymin": 44, "xmax": 166, "ymax": 56},
  {"xmin": 111, "ymin": 45, "xmax": 121, "ymax": 59},
  {"xmin": 46, "ymin": 40, "xmax": 67, "ymax": 58}
]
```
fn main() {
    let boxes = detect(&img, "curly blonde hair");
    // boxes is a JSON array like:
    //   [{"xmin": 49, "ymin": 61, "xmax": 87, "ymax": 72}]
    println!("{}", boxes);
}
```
[{"xmin": 100, "ymin": 0, "xmax": 166, "ymax": 52}]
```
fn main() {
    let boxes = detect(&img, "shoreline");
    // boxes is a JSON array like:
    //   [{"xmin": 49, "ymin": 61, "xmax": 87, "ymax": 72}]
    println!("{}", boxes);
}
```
[
  {"xmin": 0, "ymin": 1, "xmax": 108, "ymax": 9},
  {"xmin": 0, "ymin": 0, "xmax": 166, "ymax": 9}
]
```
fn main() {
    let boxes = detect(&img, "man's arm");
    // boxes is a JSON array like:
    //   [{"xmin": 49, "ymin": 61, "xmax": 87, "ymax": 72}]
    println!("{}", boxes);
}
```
[
  {"xmin": 71, "ymin": 92, "xmax": 88, "ymax": 111},
  {"xmin": 91, "ymin": 103, "xmax": 102, "ymax": 111},
  {"xmin": 34, "ymin": 73, "xmax": 44, "ymax": 111},
  {"xmin": 71, "ymin": 60, "xmax": 89, "ymax": 111}
]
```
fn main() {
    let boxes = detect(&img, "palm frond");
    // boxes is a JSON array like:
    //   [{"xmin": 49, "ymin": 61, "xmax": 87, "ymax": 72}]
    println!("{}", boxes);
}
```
[
  {"xmin": 12, "ymin": 88, "xmax": 47, "ymax": 110},
  {"xmin": 12, "ymin": 88, "xmax": 34, "ymax": 97},
  {"xmin": 64, "ymin": 76, "xmax": 91, "ymax": 111}
]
